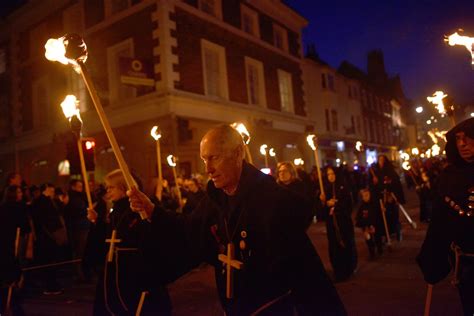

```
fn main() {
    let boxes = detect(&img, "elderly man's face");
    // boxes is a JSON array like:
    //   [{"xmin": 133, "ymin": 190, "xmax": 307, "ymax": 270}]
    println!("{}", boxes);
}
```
[
  {"xmin": 456, "ymin": 132, "xmax": 474, "ymax": 162},
  {"xmin": 200, "ymin": 137, "xmax": 242, "ymax": 194}
]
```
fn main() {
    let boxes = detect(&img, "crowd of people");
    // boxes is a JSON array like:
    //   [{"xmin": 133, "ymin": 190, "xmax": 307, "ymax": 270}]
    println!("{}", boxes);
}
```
[{"xmin": 0, "ymin": 118, "xmax": 472, "ymax": 315}]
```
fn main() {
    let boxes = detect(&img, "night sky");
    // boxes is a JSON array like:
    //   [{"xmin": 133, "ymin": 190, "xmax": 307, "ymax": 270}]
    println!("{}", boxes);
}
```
[{"xmin": 286, "ymin": 0, "xmax": 474, "ymax": 106}]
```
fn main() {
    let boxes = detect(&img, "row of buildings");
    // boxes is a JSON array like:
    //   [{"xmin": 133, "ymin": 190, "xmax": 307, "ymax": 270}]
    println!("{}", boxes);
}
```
[{"xmin": 0, "ymin": 0, "xmax": 415, "ymax": 192}]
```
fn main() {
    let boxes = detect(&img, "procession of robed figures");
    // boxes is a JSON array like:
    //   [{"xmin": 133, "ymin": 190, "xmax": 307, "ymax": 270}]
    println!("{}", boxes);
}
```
[{"xmin": 0, "ymin": 32, "xmax": 473, "ymax": 316}]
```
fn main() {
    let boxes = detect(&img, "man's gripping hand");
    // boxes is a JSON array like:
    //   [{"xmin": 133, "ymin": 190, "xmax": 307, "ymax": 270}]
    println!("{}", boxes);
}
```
[{"xmin": 127, "ymin": 186, "xmax": 155, "ymax": 220}]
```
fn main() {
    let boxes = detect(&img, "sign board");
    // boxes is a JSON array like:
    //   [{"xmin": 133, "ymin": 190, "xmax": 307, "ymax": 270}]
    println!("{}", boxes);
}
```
[{"xmin": 119, "ymin": 57, "xmax": 154, "ymax": 87}]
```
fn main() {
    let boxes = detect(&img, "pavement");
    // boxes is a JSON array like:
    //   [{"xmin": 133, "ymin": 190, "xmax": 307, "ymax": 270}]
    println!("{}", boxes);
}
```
[{"xmin": 18, "ymin": 189, "xmax": 463, "ymax": 315}]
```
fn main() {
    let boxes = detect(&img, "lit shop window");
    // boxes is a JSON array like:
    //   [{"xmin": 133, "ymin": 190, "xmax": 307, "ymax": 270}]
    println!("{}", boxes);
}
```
[{"xmin": 277, "ymin": 70, "xmax": 294, "ymax": 113}]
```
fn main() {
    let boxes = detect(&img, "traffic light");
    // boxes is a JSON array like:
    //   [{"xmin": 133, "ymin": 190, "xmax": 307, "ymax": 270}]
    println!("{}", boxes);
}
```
[
  {"xmin": 66, "ymin": 135, "xmax": 96, "ymax": 175},
  {"xmin": 82, "ymin": 138, "xmax": 96, "ymax": 171}
]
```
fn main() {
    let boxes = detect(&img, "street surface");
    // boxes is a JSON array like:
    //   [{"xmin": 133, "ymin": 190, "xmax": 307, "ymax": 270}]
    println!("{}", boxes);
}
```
[{"xmin": 20, "ymin": 189, "xmax": 463, "ymax": 315}]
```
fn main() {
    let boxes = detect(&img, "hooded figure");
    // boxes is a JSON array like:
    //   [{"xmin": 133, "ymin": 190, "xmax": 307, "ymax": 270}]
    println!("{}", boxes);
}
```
[{"xmin": 417, "ymin": 118, "xmax": 474, "ymax": 315}]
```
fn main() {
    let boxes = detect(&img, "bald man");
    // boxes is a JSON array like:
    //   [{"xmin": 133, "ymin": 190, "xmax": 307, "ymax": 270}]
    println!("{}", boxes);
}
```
[{"xmin": 129, "ymin": 124, "xmax": 346, "ymax": 315}]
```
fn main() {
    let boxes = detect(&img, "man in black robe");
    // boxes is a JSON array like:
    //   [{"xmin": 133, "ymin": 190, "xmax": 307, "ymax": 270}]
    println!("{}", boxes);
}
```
[
  {"xmin": 129, "ymin": 124, "xmax": 346, "ymax": 316},
  {"xmin": 417, "ymin": 117, "xmax": 474, "ymax": 315}
]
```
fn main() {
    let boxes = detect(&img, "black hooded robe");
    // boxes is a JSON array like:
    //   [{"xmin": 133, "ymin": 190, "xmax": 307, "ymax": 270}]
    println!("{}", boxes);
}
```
[
  {"xmin": 144, "ymin": 162, "xmax": 347, "ymax": 316},
  {"xmin": 417, "ymin": 118, "xmax": 474, "ymax": 315}
]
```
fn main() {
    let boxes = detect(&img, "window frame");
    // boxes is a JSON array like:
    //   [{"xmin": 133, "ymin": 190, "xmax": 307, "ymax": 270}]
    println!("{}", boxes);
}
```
[
  {"xmin": 277, "ymin": 69, "xmax": 294, "ymax": 113},
  {"xmin": 198, "ymin": 0, "xmax": 222, "ymax": 20},
  {"xmin": 107, "ymin": 38, "xmax": 136, "ymax": 104},
  {"xmin": 104, "ymin": 0, "xmax": 132, "ymax": 18},
  {"xmin": 244, "ymin": 56, "xmax": 266, "ymax": 107},
  {"xmin": 240, "ymin": 4, "xmax": 260, "ymax": 38},
  {"xmin": 272, "ymin": 23, "xmax": 288, "ymax": 52},
  {"xmin": 201, "ymin": 39, "xmax": 229, "ymax": 100}
]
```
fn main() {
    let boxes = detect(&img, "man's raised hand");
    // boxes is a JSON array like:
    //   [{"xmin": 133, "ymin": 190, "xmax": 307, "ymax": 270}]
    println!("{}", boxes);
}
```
[{"xmin": 127, "ymin": 186, "xmax": 155, "ymax": 220}]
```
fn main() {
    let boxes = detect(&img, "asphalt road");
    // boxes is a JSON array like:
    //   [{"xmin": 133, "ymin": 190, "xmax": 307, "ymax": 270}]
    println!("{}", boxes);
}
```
[{"xmin": 19, "ymin": 189, "xmax": 463, "ymax": 315}]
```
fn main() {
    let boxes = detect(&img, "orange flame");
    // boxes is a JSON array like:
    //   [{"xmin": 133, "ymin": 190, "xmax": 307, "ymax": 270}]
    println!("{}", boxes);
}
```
[
  {"xmin": 167, "ymin": 155, "xmax": 177, "ymax": 167},
  {"xmin": 427, "ymin": 91, "xmax": 448, "ymax": 114},
  {"xmin": 230, "ymin": 122, "xmax": 250, "ymax": 144},
  {"xmin": 445, "ymin": 30, "xmax": 474, "ymax": 65},
  {"xmin": 60, "ymin": 95, "xmax": 81, "ymax": 121},
  {"xmin": 306, "ymin": 134, "xmax": 317, "ymax": 151},
  {"xmin": 150, "ymin": 126, "xmax": 162, "ymax": 141}
]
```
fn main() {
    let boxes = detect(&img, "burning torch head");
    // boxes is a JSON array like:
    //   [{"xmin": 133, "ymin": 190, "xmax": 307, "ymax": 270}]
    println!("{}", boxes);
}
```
[
  {"xmin": 45, "ymin": 34, "xmax": 87, "ymax": 70},
  {"xmin": 150, "ymin": 126, "xmax": 162, "ymax": 141},
  {"xmin": 167, "ymin": 155, "xmax": 177, "ymax": 167},
  {"xmin": 306, "ymin": 134, "xmax": 317, "ymax": 151},
  {"xmin": 230, "ymin": 122, "xmax": 251, "ymax": 145},
  {"xmin": 63, "ymin": 34, "xmax": 88, "ymax": 63}
]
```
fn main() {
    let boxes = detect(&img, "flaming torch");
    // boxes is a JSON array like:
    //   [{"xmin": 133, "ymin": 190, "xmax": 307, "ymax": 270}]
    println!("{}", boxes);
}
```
[
  {"xmin": 230, "ymin": 122, "xmax": 253, "ymax": 164},
  {"xmin": 167, "ymin": 154, "xmax": 183, "ymax": 212},
  {"xmin": 269, "ymin": 147, "xmax": 277, "ymax": 164},
  {"xmin": 150, "ymin": 126, "xmax": 163, "ymax": 186},
  {"xmin": 259, "ymin": 144, "xmax": 268, "ymax": 168},
  {"xmin": 427, "ymin": 91, "xmax": 456, "ymax": 127},
  {"xmin": 45, "ymin": 34, "xmax": 146, "ymax": 219},
  {"xmin": 445, "ymin": 30, "xmax": 474, "ymax": 67},
  {"xmin": 307, "ymin": 134, "xmax": 325, "ymax": 196},
  {"xmin": 60, "ymin": 95, "xmax": 95, "ymax": 221}
]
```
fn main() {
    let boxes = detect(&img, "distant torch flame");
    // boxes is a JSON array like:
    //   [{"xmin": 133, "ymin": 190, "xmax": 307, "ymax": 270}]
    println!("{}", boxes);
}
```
[
  {"xmin": 60, "ymin": 95, "xmax": 81, "ymax": 121},
  {"xmin": 167, "ymin": 155, "xmax": 177, "ymax": 167},
  {"xmin": 294, "ymin": 158, "xmax": 304, "ymax": 166},
  {"xmin": 230, "ymin": 122, "xmax": 250, "ymax": 145},
  {"xmin": 435, "ymin": 130, "xmax": 447, "ymax": 141},
  {"xmin": 355, "ymin": 141, "xmax": 363, "ymax": 152},
  {"xmin": 411, "ymin": 147, "xmax": 420, "ymax": 156},
  {"xmin": 400, "ymin": 152, "xmax": 410, "ymax": 161},
  {"xmin": 402, "ymin": 161, "xmax": 411, "ymax": 171},
  {"xmin": 259, "ymin": 144, "xmax": 268, "ymax": 155},
  {"xmin": 431, "ymin": 144, "xmax": 441, "ymax": 156},
  {"xmin": 427, "ymin": 130, "xmax": 438, "ymax": 144},
  {"xmin": 445, "ymin": 31, "xmax": 474, "ymax": 65},
  {"xmin": 306, "ymin": 134, "xmax": 317, "ymax": 151},
  {"xmin": 427, "ymin": 91, "xmax": 448, "ymax": 115},
  {"xmin": 150, "ymin": 126, "xmax": 162, "ymax": 141},
  {"xmin": 269, "ymin": 148, "xmax": 276, "ymax": 157}
]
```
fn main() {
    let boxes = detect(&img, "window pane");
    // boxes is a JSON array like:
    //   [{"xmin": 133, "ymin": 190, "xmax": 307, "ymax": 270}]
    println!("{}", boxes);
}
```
[
  {"xmin": 110, "ymin": 0, "xmax": 129, "ymax": 15},
  {"xmin": 201, "ymin": 0, "xmax": 215, "ymax": 16},
  {"xmin": 204, "ymin": 48, "xmax": 220, "ymax": 97},
  {"xmin": 247, "ymin": 64, "xmax": 259, "ymax": 105}
]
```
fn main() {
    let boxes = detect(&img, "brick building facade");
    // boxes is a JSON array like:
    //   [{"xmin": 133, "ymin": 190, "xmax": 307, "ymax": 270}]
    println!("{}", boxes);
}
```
[{"xmin": 0, "ymin": 0, "xmax": 313, "ymax": 192}]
